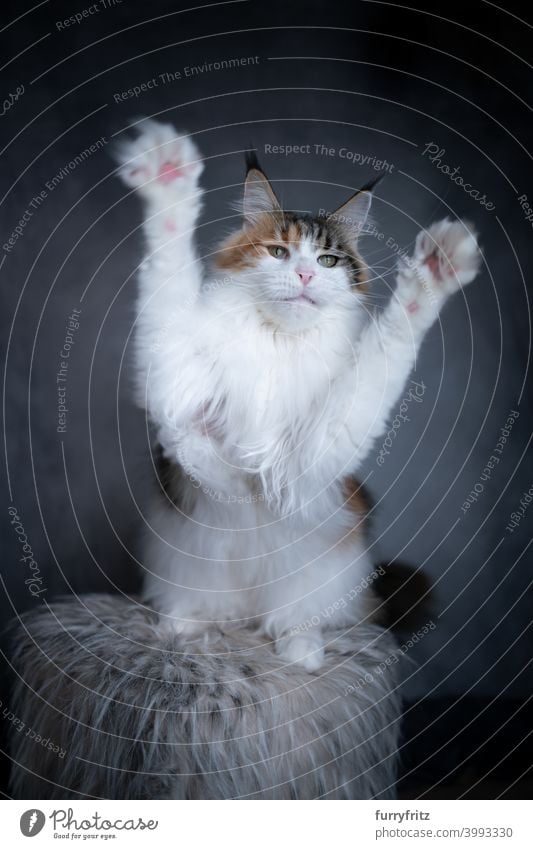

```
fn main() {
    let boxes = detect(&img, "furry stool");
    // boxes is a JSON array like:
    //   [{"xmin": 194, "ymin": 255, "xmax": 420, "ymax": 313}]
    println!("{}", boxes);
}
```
[{"xmin": 8, "ymin": 595, "xmax": 401, "ymax": 799}]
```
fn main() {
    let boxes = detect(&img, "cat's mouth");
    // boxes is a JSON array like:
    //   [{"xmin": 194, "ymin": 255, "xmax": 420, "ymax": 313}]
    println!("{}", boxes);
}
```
[{"xmin": 280, "ymin": 293, "xmax": 317, "ymax": 306}]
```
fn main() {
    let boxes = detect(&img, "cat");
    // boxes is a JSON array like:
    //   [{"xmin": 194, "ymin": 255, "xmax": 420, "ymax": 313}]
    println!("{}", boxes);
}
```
[{"xmin": 115, "ymin": 118, "xmax": 481, "ymax": 671}]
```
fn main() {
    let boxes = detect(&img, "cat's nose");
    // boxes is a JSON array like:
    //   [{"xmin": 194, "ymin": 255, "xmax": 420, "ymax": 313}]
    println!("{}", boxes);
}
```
[{"xmin": 297, "ymin": 270, "xmax": 314, "ymax": 286}]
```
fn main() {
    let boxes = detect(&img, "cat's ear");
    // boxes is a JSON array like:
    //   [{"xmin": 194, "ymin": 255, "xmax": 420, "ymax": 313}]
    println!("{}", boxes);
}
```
[
  {"xmin": 243, "ymin": 151, "xmax": 281, "ymax": 226},
  {"xmin": 333, "ymin": 175, "xmax": 383, "ymax": 245}
]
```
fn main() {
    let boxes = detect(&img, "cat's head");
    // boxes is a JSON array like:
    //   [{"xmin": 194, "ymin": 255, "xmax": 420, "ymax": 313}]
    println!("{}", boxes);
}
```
[{"xmin": 214, "ymin": 153, "xmax": 380, "ymax": 330}]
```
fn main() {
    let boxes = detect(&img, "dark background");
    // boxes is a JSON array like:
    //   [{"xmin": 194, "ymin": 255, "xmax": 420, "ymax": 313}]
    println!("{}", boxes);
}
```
[{"xmin": 1, "ymin": 0, "xmax": 531, "ymax": 797}]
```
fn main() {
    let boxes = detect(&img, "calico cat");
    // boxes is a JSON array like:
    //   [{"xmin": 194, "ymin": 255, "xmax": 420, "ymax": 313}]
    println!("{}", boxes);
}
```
[{"xmin": 116, "ymin": 119, "xmax": 481, "ymax": 671}]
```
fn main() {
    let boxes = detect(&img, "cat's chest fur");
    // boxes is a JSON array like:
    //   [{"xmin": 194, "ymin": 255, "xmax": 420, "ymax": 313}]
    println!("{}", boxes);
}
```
[
  {"xmin": 214, "ymin": 322, "xmax": 343, "ymax": 442},
  {"xmin": 172, "ymin": 317, "xmax": 349, "ymax": 491},
  {"xmin": 150, "ymin": 301, "xmax": 358, "ymax": 508}
]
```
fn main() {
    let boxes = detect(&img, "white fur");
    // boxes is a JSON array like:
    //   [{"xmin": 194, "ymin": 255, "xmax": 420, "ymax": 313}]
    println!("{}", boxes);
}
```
[{"xmin": 115, "ymin": 120, "xmax": 482, "ymax": 671}]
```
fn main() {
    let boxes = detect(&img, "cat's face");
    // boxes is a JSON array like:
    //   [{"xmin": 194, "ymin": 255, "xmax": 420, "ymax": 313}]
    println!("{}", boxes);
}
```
[{"xmin": 215, "ymin": 161, "xmax": 377, "ymax": 331}]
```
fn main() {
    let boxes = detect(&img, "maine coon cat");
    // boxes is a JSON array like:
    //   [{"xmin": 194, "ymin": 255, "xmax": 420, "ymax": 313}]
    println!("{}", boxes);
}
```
[{"xmin": 116, "ymin": 119, "xmax": 481, "ymax": 671}]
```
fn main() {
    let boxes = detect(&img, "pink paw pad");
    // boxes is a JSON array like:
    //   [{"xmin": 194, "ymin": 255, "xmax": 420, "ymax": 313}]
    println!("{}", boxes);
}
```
[
  {"xmin": 157, "ymin": 161, "xmax": 197, "ymax": 184},
  {"xmin": 158, "ymin": 162, "xmax": 183, "ymax": 184},
  {"xmin": 164, "ymin": 217, "xmax": 177, "ymax": 232},
  {"xmin": 425, "ymin": 252, "xmax": 441, "ymax": 279},
  {"xmin": 407, "ymin": 301, "xmax": 420, "ymax": 314}
]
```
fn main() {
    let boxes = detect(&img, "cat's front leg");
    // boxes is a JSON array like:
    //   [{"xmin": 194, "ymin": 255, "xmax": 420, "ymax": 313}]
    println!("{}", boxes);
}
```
[
  {"xmin": 114, "ymin": 120, "xmax": 205, "ymax": 411},
  {"xmin": 341, "ymin": 218, "xmax": 482, "ymax": 470},
  {"xmin": 115, "ymin": 119, "xmax": 205, "ymax": 319}
]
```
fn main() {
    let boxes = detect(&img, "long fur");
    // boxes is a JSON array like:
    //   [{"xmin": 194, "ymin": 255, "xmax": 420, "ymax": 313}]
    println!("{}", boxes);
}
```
[
  {"xmin": 111, "ymin": 119, "xmax": 481, "ymax": 673},
  {"xmin": 8, "ymin": 596, "xmax": 401, "ymax": 799}
]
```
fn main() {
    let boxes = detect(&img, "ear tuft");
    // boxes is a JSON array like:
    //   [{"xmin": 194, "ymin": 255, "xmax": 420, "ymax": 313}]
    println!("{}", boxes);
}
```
[
  {"xmin": 357, "ymin": 173, "xmax": 386, "ymax": 194},
  {"xmin": 245, "ymin": 147, "xmax": 261, "ymax": 174},
  {"xmin": 332, "ymin": 175, "xmax": 384, "ymax": 245}
]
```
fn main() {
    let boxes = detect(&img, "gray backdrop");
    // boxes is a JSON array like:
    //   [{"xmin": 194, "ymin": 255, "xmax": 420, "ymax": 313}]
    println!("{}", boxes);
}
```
[{"xmin": 1, "ymin": 0, "xmax": 531, "ymax": 765}]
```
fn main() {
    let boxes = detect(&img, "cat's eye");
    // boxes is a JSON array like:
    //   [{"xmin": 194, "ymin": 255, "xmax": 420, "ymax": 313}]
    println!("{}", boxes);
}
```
[
  {"xmin": 268, "ymin": 245, "xmax": 288, "ymax": 259},
  {"xmin": 317, "ymin": 254, "xmax": 338, "ymax": 268}
]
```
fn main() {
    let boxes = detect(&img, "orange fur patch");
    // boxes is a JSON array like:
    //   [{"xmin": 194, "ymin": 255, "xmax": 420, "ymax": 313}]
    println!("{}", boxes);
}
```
[
  {"xmin": 354, "ymin": 264, "xmax": 368, "ymax": 292},
  {"xmin": 342, "ymin": 475, "xmax": 370, "ymax": 533},
  {"xmin": 214, "ymin": 215, "xmax": 281, "ymax": 271},
  {"xmin": 344, "ymin": 476, "xmax": 370, "ymax": 513}
]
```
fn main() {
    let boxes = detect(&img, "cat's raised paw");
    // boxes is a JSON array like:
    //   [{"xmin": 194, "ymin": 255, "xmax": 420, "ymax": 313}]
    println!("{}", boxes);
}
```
[
  {"xmin": 396, "ymin": 218, "xmax": 482, "ymax": 317},
  {"xmin": 414, "ymin": 218, "xmax": 481, "ymax": 290},
  {"xmin": 115, "ymin": 118, "xmax": 203, "ymax": 198}
]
